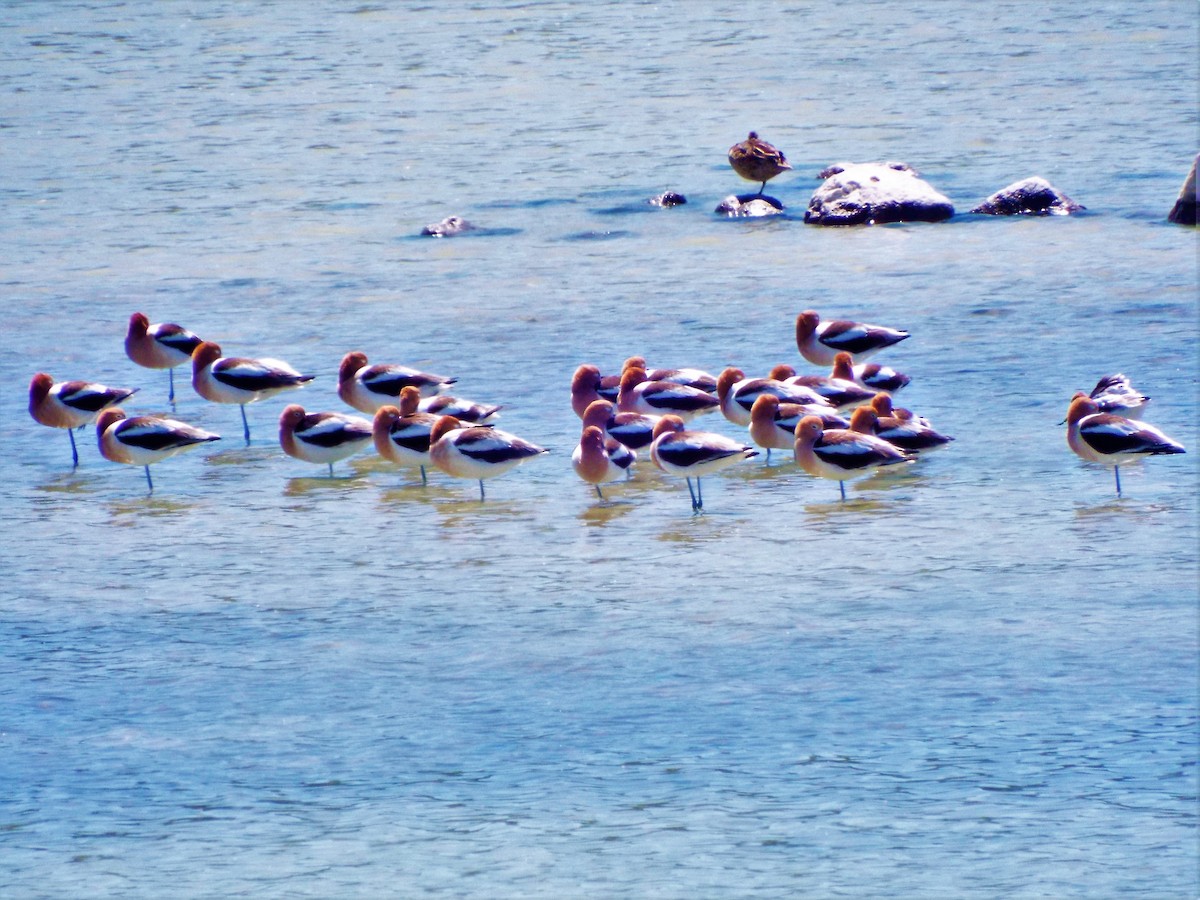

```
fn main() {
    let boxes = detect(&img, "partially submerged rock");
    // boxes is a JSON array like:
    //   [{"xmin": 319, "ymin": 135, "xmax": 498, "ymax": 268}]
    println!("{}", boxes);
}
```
[
  {"xmin": 970, "ymin": 177, "xmax": 1084, "ymax": 216},
  {"xmin": 648, "ymin": 191, "xmax": 687, "ymax": 208},
  {"xmin": 421, "ymin": 215, "xmax": 477, "ymax": 237},
  {"xmin": 1167, "ymin": 154, "xmax": 1198, "ymax": 225},
  {"xmin": 804, "ymin": 162, "xmax": 954, "ymax": 226},
  {"xmin": 715, "ymin": 193, "xmax": 785, "ymax": 218}
]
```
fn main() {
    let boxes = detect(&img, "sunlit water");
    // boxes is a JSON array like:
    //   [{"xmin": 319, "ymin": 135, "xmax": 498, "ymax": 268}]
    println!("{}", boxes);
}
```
[{"xmin": 2, "ymin": 2, "xmax": 1197, "ymax": 897}]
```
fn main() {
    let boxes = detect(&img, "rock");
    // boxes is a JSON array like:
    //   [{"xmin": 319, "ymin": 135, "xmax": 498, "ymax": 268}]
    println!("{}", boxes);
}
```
[
  {"xmin": 715, "ymin": 193, "xmax": 785, "ymax": 218},
  {"xmin": 804, "ymin": 162, "xmax": 954, "ymax": 226},
  {"xmin": 970, "ymin": 177, "xmax": 1084, "ymax": 215},
  {"xmin": 1167, "ymin": 154, "xmax": 1198, "ymax": 225},
  {"xmin": 421, "ymin": 215, "xmax": 476, "ymax": 237},
  {"xmin": 648, "ymin": 191, "xmax": 687, "ymax": 208}
]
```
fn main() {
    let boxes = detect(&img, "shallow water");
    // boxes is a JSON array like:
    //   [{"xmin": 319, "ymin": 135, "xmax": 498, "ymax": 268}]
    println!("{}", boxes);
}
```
[{"xmin": 2, "ymin": 1, "xmax": 1197, "ymax": 897}]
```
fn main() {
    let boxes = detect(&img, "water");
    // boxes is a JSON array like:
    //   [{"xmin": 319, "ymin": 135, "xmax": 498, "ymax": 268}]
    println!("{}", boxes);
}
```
[{"xmin": 2, "ymin": 1, "xmax": 1197, "ymax": 896}]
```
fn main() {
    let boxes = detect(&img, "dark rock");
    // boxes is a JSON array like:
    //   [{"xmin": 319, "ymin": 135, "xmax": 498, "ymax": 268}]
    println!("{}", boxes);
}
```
[
  {"xmin": 421, "ymin": 215, "xmax": 476, "ymax": 237},
  {"xmin": 805, "ymin": 162, "xmax": 954, "ymax": 226},
  {"xmin": 649, "ymin": 191, "xmax": 687, "ymax": 208},
  {"xmin": 715, "ymin": 193, "xmax": 784, "ymax": 218},
  {"xmin": 970, "ymin": 177, "xmax": 1084, "ymax": 216},
  {"xmin": 1167, "ymin": 154, "xmax": 1198, "ymax": 225}
]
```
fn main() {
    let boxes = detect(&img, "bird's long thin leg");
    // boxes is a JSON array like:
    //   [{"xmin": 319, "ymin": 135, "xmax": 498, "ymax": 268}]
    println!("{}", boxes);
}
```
[
  {"xmin": 144, "ymin": 466, "xmax": 154, "ymax": 492},
  {"xmin": 240, "ymin": 405, "xmax": 251, "ymax": 444},
  {"xmin": 419, "ymin": 464, "xmax": 428, "ymax": 485},
  {"xmin": 328, "ymin": 463, "xmax": 334, "ymax": 477},
  {"xmin": 68, "ymin": 428, "xmax": 79, "ymax": 468},
  {"xmin": 685, "ymin": 477, "xmax": 698, "ymax": 510},
  {"xmin": 595, "ymin": 484, "xmax": 604, "ymax": 500},
  {"xmin": 478, "ymin": 479, "xmax": 486, "ymax": 502},
  {"xmin": 839, "ymin": 481, "xmax": 847, "ymax": 502},
  {"xmin": 168, "ymin": 368, "xmax": 176, "ymax": 404},
  {"xmin": 1114, "ymin": 466, "xmax": 1122, "ymax": 497}
]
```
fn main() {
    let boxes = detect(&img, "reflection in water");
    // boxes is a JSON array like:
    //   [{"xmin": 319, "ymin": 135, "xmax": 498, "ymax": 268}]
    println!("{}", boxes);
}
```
[
  {"xmin": 433, "ymin": 496, "xmax": 539, "ymax": 533},
  {"xmin": 577, "ymin": 496, "xmax": 639, "ymax": 527},
  {"xmin": 105, "ymin": 496, "xmax": 199, "ymax": 523},
  {"xmin": 32, "ymin": 471, "xmax": 97, "ymax": 497},
  {"xmin": 375, "ymin": 482, "xmax": 457, "ymax": 511},
  {"xmin": 656, "ymin": 510, "xmax": 753, "ymax": 544},
  {"xmin": 283, "ymin": 473, "xmax": 369, "ymax": 498},
  {"xmin": 201, "ymin": 446, "xmax": 277, "ymax": 469}
]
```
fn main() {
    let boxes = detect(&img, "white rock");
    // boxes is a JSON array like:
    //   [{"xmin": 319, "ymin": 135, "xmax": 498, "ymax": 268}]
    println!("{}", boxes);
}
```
[{"xmin": 805, "ymin": 162, "xmax": 954, "ymax": 226}]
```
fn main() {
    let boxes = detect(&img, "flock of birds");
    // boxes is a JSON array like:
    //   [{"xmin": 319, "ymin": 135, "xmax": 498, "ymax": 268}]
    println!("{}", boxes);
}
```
[
  {"xmin": 21, "ymin": 134, "xmax": 1188, "ymax": 505},
  {"xmin": 26, "ymin": 300, "xmax": 1187, "ymax": 507}
]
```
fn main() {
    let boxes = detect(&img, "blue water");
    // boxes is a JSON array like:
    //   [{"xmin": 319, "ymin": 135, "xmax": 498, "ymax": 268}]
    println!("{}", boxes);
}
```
[{"xmin": 2, "ymin": 2, "xmax": 1197, "ymax": 897}]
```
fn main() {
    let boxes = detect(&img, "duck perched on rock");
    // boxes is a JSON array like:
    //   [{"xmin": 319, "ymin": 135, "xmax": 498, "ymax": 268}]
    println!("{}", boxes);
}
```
[{"xmin": 728, "ymin": 132, "xmax": 792, "ymax": 196}]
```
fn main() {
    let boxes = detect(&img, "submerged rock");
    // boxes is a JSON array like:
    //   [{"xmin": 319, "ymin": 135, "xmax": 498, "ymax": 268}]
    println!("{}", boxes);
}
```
[
  {"xmin": 970, "ymin": 177, "xmax": 1084, "ymax": 216},
  {"xmin": 648, "ymin": 191, "xmax": 687, "ymax": 208},
  {"xmin": 715, "ymin": 193, "xmax": 785, "ymax": 218},
  {"xmin": 421, "ymin": 215, "xmax": 477, "ymax": 237},
  {"xmin": 804, "ymin": 162, "xmax": 954, "ymax": 226},
  {"xmin": 1167, "ymin": 154, "xmax": 1198, "ymax": 225}
]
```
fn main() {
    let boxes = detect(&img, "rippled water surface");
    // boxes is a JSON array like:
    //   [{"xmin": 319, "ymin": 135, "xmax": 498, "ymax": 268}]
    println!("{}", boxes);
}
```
[{"xmin": 2, "ymin": 2, "xmax": 1197, "ymax": 897}]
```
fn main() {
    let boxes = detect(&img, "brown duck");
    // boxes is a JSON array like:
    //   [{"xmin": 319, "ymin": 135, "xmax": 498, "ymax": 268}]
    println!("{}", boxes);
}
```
[{"xmin": 728, "ymin": 131, "xmax": 791, "ymax": 195}]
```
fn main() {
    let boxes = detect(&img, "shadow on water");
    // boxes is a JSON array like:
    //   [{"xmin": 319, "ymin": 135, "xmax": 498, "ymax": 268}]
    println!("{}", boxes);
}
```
[
  {"xmin": 476, "ymin": 197, "xmax": 578, "ymax": 210},
  {"xmin": 557, "ymin": 229, "xmax": 639, "ymax": 242},
  {"xmin": 400, "ymin": 226, "xmax": 524, "ymax": 241}
]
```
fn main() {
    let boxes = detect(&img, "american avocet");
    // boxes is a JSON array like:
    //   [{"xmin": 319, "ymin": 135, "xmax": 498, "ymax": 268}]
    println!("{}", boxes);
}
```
[
  {"xmin": 716, "ymin": 367, "xmax": 830, "ymax": 427},
  {"xmin": 95, "ymin": 407, "xmax": 219, "ymax": 491},
  {"xmin": 429, "ymin": 415, "xmax": 548, "ymax": 501},
  {"xmin": 622, "ymin": 356, "xmax": 717, "ymax": 394},
  {"xmin": 728, "ymin": 131, "xmax": 792, "ymax": 195},
  {"xmin": 830, "ymin": 351, "xmax": 911, "ymax": 394},
  {"xmin": 870, "ymin": 392, "xmax": 932, "ymax": 428},
  {"xmin": 849, "ymin": 404, "xmax": 954, "ymax": 454},
  {"xmin": 1087, "ymin": 373, "xmax": 1150, "ymax": 419},
  {"xmin": 1065, "ymin": 394, "xmax": 1185, "ymax": 496},
  {"xmin": 573, "ymin": 424, "xmax": 636, "ymax": 499},
  {"xmin": 793, "ymin": 415, "xmax": 913, "ymax": 501},
  {"xmin": 650, "ymin": 414, "xmax": 758, "ymax": 511},
  {"xmin": 581, "ymin": 399, "xmax": 661, "ymax": 451},
  {"xmin": 416, "ymin": 394, "xmax": 502, "ymax": 424},
  {"xmin": 279, "ymin": 405, "xmax": 374, "ymax": 477},
  {"xmin": 571, "ymin": 364, "xmax": 607, "ymax": 418},
  {"xmin": 795, "ymin": 310, "xmax": 910, "ymax": 366},
  {"xmin": 124, "ymin": 312, "xmax": 203, "ymax": 403},
  {"xmin": 337, "ymin": 351, "xmax": 456, "ymax": 414},
  {"xmin": 748, "ymin": 394, "xmax": 848, "ymax": 462},
  {"xmin": 596, "ymin": 373, "xmax": 622, "ymax": 403},
  {"xmin": 617, "ymin": 367, "xmax": 720, "ymax": 421},
  {"xmin": 372, "ymin": 387, "xmax": 451, "ymax": 484},
  {"xmin": 767, "ymin": 363, "xmax": 876, "ymax": 410},
  {"xmin": 191, "ymin": 341, "xmax": 314, "ymax": 444},
  {"xmin": 29, "ymin": 372, "xmax": 138, "ymax": 467}
]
